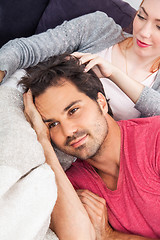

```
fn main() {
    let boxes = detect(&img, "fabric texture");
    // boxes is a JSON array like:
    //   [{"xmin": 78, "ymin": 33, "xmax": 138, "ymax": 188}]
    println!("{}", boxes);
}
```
[
  {"xmin": 0, "ymin": 85, "xmax": 58, "ymax": 240},
  {"xmin": 0, "ymin": 11, "xmax": 160, "ymax": 117},
  {"xmin": 2, "ymin": 71, "xmax": 75, "ymax": 171},
  {"xmin": 0, "ymin": 164, "xmax": 57, "ymax": 240},
  {"xmin": 136, "ymin": 72, "xmax": 160, "ymax": 116},
  {"xmin": 36, "ymin": 0, "xmax": 136, "ymax": 34},
  {"xmin": 0, "ymin": 0, "xmax": 49, "ymax": 48},
  {"xmin": 66, "ymin": 116, "xmax": 160, "ymax": 239},
  {"xmin": 0, "ymin": 0, "xmax": 135, "ymax": 48},
  {"xmin": 0, "ymin": 85, "xmax": 45, "ymax": 175},
  {"xmin": 0, "ymin": 12, "xmax": 125, "ymax": 81}
]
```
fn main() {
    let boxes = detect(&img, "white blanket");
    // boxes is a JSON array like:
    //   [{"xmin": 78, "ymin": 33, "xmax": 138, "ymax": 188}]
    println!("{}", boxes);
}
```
[{"xmin": 0, "ymin": 85, "xmax": 58, "ymax": 239}]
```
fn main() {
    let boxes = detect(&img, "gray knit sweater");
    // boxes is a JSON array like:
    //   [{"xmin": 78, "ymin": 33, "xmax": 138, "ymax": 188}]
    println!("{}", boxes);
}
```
[{"xmin": 0, "ymin": 11, "xmax": 160, "ymax": 117}]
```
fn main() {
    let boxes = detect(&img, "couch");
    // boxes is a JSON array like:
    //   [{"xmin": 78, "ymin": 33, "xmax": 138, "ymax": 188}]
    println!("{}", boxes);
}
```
[
  {"xmin": 0, "ymin": 0, "xmax": 136, "ymax": 48},
  {"xmin": 0, "ymin": 1, "xmax": 136, "ymax": 239}
]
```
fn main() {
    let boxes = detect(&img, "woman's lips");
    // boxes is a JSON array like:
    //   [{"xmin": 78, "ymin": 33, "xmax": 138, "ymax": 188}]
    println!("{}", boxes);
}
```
[
  {"xmin": 136, "ymin": 39, "xmax": 151, "ymax": 48},
  {"xmin": 70, "ymin": 134, "xmax": 88, "ymax": 148}
]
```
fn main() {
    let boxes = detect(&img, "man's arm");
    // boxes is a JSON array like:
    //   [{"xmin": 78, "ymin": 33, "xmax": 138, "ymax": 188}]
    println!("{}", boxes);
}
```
[
  {"xmin": 0, "ymin": 11, "xmax": 124, "ymax": 82},
  {"xmin": 23, "ymin": 90, "xmax": 95, "ymax": 240},
  {"xmin": 77, "ymin": 190, "xmax": 158, "ymax": 240}
]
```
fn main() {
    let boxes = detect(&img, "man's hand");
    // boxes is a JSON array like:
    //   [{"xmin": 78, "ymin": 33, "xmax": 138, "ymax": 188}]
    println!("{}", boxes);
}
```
[
  {"xmin": 77, "ymin": 190, "xmax": 155, "ymax": 240},
  {"xmin": 77, "ymin": 189, "xmax": 113, "ymax": 240},
  {"xmin": 0, "ymin": 70, "xmax": 5, "ymax": 83},
  {"xmin": 23, "ymin": 89, "xmax": 50, "ymax": 144}
]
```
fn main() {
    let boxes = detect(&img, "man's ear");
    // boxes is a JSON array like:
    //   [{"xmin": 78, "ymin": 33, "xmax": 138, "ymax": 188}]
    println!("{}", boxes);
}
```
[{"xmin": 97, "ymin": 92, "xmax": 108, "ymax": 114}]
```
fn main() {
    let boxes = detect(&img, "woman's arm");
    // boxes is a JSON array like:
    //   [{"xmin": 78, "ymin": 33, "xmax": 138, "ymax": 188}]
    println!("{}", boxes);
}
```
[
  {"xmin": 135, "ymin": 85, "xmax": 160, "ymax": 117},
  {"xmin": 74, "ymin": 52, "xmax": 144, "ymax": 103},
  {"xmin": 74, "ymin": 52, "xmax": 160, "ymax": 117},
  {"xmin": 111, "ymin": 69, "xmax": 160, "ymax": 116},
  {"xmin": 97, "ymin": 62, "xmax": 160, "ymax": 117},
  {"xmin": 0, "ymin": 11, "xmax": 125, "ymax": 82}
]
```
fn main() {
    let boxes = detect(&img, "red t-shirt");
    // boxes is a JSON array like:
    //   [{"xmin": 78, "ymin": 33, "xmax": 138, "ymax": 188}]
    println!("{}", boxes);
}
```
[{"xmin": 66, "ymin": 116, "xmax": 160, "ymax": 238}]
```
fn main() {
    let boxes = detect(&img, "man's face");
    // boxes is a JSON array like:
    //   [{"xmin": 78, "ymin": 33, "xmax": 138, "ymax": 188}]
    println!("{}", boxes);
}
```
[{"xmin": 35, "ymin": 81, "xmax": 108, "ymax": 160}]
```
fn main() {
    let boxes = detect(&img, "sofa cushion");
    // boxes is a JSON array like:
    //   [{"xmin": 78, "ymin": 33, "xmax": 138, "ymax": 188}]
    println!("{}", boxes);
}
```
[
  {"xmin": 0, "ymin": 0, "xmax": 49, "ymax": 48},
  {"xmin": 36, "ymin": 0, "xmax": 136, "ymax": 34},
  {"xmin": 2, "ymin": 70, "xmax": 76, "ymax": 171}
]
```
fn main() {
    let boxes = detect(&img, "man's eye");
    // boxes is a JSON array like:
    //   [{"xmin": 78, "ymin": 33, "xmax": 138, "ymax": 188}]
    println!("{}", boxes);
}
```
[
  {"xmin": 69, "ymin": 108, "xmax": 78, "ymax": 115},
  {"xmin": 48, "ymin": 122, "xmax": 59, "ymax": 129},
  {"xmin": 137, "ymin": 14, "xmax": 146, "ymax": 20},
  {"xmin": 156, "ymin": 25, "xmax": 160, "ymax": 30}
]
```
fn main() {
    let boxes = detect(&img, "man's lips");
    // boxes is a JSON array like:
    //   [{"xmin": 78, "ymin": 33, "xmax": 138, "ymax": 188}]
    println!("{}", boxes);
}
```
[
  {"xmin": 136, "ymin": 39, "xmax": 151, "ymax": 48},
  {"xmin": 70, "ymin": 134, "xmax": 88, "ymax": 148}
]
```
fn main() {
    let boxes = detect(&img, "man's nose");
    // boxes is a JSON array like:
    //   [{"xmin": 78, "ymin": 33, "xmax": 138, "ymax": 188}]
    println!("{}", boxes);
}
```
[{"xmin": 61, "ymin": 120, "xmax": 77, "ymax": 137}]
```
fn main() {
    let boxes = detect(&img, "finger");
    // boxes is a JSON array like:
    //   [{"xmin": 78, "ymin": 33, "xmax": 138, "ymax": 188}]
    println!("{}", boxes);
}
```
[
  {"xmin": 71, "ymin": 52, "xmax": 88, "ymax": 58},
  {"xmin": 84, "ymin": 204, "xmax": 109, "ymax": 240},
  {"xmin": 71, "ymin": 52, "xmax": 97, "ymax": 66},
  {"xmin": 0, "ymin": 70, "xmax": 5, "ymax": 83},
  {"xmin": 77, "ymin": 190, "xmax": 106, "ymax": 216},
  {"xmin": 77, "ymin": 189, "xmax": 106, "ymax": 205},
  {"xmin": 83, "ymin": 202, "xmax": 99, "ymax": 223},
  {"xmin": 23, "ymin": 90, "xmax": 43, "ymax": 128},
  {"xmin": 83, "ymin": 190, "xmax": 106, "ymax": 205},
  {"xmin": 84, "ymin": 57, "xmax": 103, "ymax": 72},
  {"xmin": 79, "ymin": 196, "xmax": 105, "ymax": 217},
  {"xmin": 23, "ymin": 89, "xmax": 35, "ymax": 111},
  {"xmin": 23, "ymin": 90, "xmax": 50, "ymax": 143},
  {"xmin": 78, "ymin": 54, "xmax": 98, "ymax": 65},
  {"xmin": 23, "ymin": 110, "xmax": 33, "ymax": 126},
  {"xmin": 78, "ymin": 193, "xmax": 107, "ymax": 232}
]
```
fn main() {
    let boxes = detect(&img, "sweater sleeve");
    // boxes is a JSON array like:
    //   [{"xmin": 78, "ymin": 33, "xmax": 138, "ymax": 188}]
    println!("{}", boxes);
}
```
[
  {"xmin": 135, "ymin": 86, "xmax": 160, "ymax": 117},
  {"xmin": 0, "ymin": 11, "xmax": 124, "ymax": 82}
]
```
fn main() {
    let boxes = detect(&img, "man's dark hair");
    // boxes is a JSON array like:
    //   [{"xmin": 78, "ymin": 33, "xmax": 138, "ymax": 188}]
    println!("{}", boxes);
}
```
[{"xmin": 19, "ymin": 54, "xmax": 113, "ymax": 116}]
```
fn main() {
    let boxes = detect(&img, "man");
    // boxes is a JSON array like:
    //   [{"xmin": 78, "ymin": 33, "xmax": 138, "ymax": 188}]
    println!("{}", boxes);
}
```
[{"xmin": 21, "ymin": 54, "xmax": 160, "ymax": 240}]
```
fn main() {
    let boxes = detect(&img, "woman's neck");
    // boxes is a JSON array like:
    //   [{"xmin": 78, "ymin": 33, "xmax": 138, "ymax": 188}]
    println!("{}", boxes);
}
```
[{"xmin": 117, "ymin": 38, "xmax": 158, "ymax": 82}]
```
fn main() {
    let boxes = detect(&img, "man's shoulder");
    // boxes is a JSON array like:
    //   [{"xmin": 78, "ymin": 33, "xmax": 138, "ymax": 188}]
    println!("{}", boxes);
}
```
[
  {"xmin": 118, "ymin": 116, "xmax": 160, "ymax": 141},
  {"xmin": 66, "ymin": 159, "xmax": 92, "ymax": 178},
  {"xmin": 118, "ymin": 116, "xmax": 160, "ymax": 129},
  {"xmin": 67, "ymin": 159, "xmax": 88, "ymax": 171},
  {"xmin": 66, "ymin": 159, "xmax": 97, "ymax": 190}
]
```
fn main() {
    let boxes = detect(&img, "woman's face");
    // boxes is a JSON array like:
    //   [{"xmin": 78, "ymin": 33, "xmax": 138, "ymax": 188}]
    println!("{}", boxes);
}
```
[{"xmin": 132, "ymin": 0, "xmax": 160, "ymax": 59}]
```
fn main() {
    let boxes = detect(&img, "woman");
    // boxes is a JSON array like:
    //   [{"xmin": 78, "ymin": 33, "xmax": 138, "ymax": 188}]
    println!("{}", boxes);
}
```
[
  {"xmin": 0, "ymin": 0, "xmax": 160, "ymax": 119},
  {"xmin": 74, "ymin": 0, "xmax": 160, "ymax": 120}
]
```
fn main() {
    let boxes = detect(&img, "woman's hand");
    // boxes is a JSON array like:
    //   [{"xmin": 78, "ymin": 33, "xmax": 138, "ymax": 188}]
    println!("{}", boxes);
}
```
[
  {"xmin": 72, "ymin": 52, "xmax": 115, "ymax": 78},
  {"xmin": 23, "ymin": 89, "xmax": 50, "ymax": 144},
  {"xmin": 73, "ymin": 52, "xmax": 145, "ymax": 105},
  {"xmin": 76, "ymin": 189, "xmax": 113, "ymax": 240}
]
